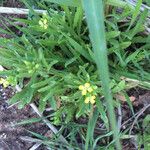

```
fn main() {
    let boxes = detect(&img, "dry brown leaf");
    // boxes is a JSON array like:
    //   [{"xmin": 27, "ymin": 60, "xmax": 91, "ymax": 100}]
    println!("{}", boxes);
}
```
[{"xmin": 115, "ymin": 94, "xmax": 136, "ymax": 102}]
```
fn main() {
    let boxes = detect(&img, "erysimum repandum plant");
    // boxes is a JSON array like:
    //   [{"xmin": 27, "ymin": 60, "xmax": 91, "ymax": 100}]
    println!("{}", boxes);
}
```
[{"xmin": 0, "ymin": 0, "xmax": 149, "ymax": 149}]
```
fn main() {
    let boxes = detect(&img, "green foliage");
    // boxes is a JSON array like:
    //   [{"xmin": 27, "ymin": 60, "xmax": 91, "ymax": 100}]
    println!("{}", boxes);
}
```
[
  {"xmin": 0, "ymin": 0, "xmax": 150, "ymax": 149},
  {"xmin": 137, "ymin": 115, "xmax": 150, "ymax": 149}
]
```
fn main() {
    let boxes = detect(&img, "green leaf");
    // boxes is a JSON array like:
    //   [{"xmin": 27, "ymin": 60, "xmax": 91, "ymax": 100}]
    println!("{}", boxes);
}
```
[
  {"xmin": 106, "ymin": 31, "xmax": 120, "ymax": 40},
  {"xmin": 73, "ymin": 6, "xmax": 83, "ymax": 29},
  {"xmin": 14, "ymin": 117, "xmax": 41, "ymax": 126},
  {"xmin": 143, "ymin": 115, "xmax": 150, "ymax": 129},
  {"xmin": 123, "ymin": 92, "xmax": 135, "ymax": 116},
  {"xmin": 120, "ymin": 42, "xmax": 131, "ymax": 49},
  {"xmin": 64, "ymin": 34, "xmax": 92, "ymax": 62},
  {"xmin": 48, "ymin": 96, "xmax": 57, "ymax": 110},
  {"xmin": 85, "ymin": 108, "xmax": 99, "ymax": 150},
  {"xmin": 112, "ymin": 80, "xmax": 126, "ymax": 93},
  {"xmin": 39, "ymin": 99, "xmax": 47, "ymax": 112},
  {"xmin": 130, "ymin": 9, "xmax": 148, "ymax": 38},
  {"xmin": 9, "ymin": 76, "xmax": 36, "ymax": 105},
  {"xmin": 128, "ymin": 0, "xmax": 142, "ymax": 29},
  {"xmin": 9, "ymin": 86, "xmax": 34, "ymax": 104},
  {"xmin": 96, "ymin": 99, "xmax": 109, "ymax": 130},
  {"xmin": 125, "ymin": 50, "xmax": 140, "ymax": 64},
  {"xmin": 31, "ymin": 78, "xmax": 55, "ymax": 88},
  {"xmin": 76, "ymin": 101, "xmax": 86, "ymax": 118},
  {"xmin": 43, "ymin": 0, "xmax": 81, "ymax": 7},
  {"xmin": 65, "ymin": 57, "xmax": 78, "ymax": 67},
  {"xmin": 38, "ymin": 81, "xmax": 56, "ymax": 92}
]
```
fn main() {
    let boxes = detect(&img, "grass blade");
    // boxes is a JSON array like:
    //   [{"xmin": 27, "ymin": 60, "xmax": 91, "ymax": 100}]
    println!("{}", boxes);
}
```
[
  {"xmin": 82, "ymin": 0, "xmax": 122, "ymax": 149},
  {"xmin": 85, "ymin": 108, "xmax": 99, "ymax": 150},
  {"xmin": 44, "ymin": 0, "xmax": 81, "ymax": 7},
  {"xmin": 128, "ymin": 0, "xmax": 142, "ymax": 30}
]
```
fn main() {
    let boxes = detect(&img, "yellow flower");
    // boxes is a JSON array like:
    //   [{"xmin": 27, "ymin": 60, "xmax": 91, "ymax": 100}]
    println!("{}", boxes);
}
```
[
  {"xmin": 78, "ymin": 82, "xmax": 92, "ymax": 95},
  {"xmin": 84, "ymin": 97, "xmax": 90, "ymax": 103},
  {"xmin": 84, "ymin": 83, "xmax": 90, "ymax": 88},
  {"xmin": 79, "ymin": 85, "xmax": 84, "ymax": 90},
  {"xmin": 82, "ymin": 90, "xmax": 87, "ymax": 96},
  {"xmin": 0, "ymin": 78, "xmax": 9, "ymax": 88},
  {"xmin": 84, "ymin": 95, "xmax": 96, "ymax": 104},
  {"xmin": 39, "ymin": 18, "xmax": 48, "ymax": 29},
  {"xmin": 90, "ymin": 95, "xmax": 96, "ymax": 104},
  {"xmin": 87, "ymin": 87, "xmax": 93, "ymax": 93}
]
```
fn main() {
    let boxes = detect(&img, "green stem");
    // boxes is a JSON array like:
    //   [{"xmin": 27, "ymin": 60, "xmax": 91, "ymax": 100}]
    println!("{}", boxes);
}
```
[{"xmin": 82, "ymin": 0, "xmax": 122, "ymax": 149}]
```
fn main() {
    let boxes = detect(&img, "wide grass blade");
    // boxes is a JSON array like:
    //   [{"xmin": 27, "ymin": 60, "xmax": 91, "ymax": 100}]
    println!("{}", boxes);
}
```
[
  {"xmin": 82, "ymin": 0, "xmax": 122, "ymax": 149},
  {"xmin": 43, "ymin": 0, "xmax": 81, "ymax": 7},
  {"xmin": 85, "ymin": 108, "xmax": 99, "ymax": 150},
  {"xmin": 128, "ymin": 0, "xmax": 142, "ymax": 30}
]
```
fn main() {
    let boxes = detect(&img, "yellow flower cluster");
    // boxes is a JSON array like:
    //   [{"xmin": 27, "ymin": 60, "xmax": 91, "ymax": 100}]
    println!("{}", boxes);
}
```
[
  {"xmin": 79, "ymin": 83, "xmax": 93, "ymax": 95},
  {"xmin": 39, "ymin": 13, "xmax": 48, "ymax": 29},
  {"xmin": 39, "ymin": 18, "xmax": 48, "ymax": 29},
  {"xmin": 24, "ymin": 61, "xmax": 39, "ymax": 74},
  {"xmin": 85, "ymin": 95, "xmax": 96, "ymax": 104},
  {"xmin": 79, "ymin": 82, "xmax": 97, "ymax": 104},
  {"xmin": 0, "ymin": 78, "xmax": 9, "ymax": 88}
]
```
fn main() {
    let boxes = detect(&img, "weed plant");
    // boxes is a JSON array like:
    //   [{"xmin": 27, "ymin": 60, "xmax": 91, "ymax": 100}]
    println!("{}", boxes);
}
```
[{"xmin": 0, "ymin": 0, "xmax": 149, "ymax": 149}]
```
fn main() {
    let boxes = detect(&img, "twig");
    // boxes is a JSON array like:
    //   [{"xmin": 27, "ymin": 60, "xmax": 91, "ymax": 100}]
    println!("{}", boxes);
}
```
[
  {"xmin": 20, "ymin": 136, "xmax": 42, "ymax": 150},
  {"xmin": 14, "ymin": 85, "xmax": 72, "ymax": 149},
  {"xmin": 0, "ymin": 65, "xmax": 4, "ymax": 71},
  {"xmin": 29, "ymin": 103, "xmax": 70, "ymax": 147},
  {"xmin": 129, "ymin": 103, "xmax": 150, "ymax": 135},
  {"xmin": 29, "ymin": 143, "xmax": 42, "ymax": 150},
  {"xmin": 0, "ymin": 7, "xmax": 46, "ymax": 15},
  {"xmin": 117, "ymin": 104, "xmax": 122, "ymax": 132},
  {"xmin": 20, "ymin": 136, "xmax": 43, "ymax": 143}
]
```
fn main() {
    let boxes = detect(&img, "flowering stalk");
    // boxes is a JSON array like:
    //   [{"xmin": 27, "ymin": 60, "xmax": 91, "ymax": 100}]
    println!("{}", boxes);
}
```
[
  {"xmin": 39, "ymin": 13, "xmax": 48, "ymax": 29},
  {"xmin": 79, "ymin": 82, "xmax": 98, "ymax": 104}
]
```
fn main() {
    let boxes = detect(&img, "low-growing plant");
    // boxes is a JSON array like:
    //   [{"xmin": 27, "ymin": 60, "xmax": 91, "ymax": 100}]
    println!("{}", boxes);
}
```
[{"xmin": 0, "ymin": 0, "xmax": 150, "ymax": 149}]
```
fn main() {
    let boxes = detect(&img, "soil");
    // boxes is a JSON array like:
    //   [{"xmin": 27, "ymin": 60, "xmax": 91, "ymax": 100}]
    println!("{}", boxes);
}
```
[
  {"xmin": 0, "ymin": 85, "xmax": 49, "ymax": 150},
  {"xmin": 0, "ymin": 0, "xmax": 25, "ymax": 38},
  {"xmin": 0, "ymin": 1, "xmax": 150, "ymax": 150}
]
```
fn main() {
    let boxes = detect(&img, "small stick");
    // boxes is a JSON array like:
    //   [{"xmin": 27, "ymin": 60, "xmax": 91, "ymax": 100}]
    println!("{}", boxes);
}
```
[
  {"xmin": 0, "ymin": 7, "xmax": 47, "ymax": 15},
  {"xmin": 129, "ymin": 103, "xmax": 150, "ymax": 135},
  {"xmin": 29, "ymin": 143, "xmax": 42, "ymax": 150},
  {"xmin": 14, "ymin": 85, "xmax": 71, "ymax": 149},
  {"xmin": 117, "ymin": 104, "xmax": 122, "ymax": 132},
  {"xmin": 29, "ymin": 103, "xmax": 70, "ymax": 147}
]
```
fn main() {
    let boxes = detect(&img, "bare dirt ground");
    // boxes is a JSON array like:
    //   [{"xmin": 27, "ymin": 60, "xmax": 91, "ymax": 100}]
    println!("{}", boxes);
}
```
[{"xmin": 0, "ymin": 85, "xmax": 49, "ymax": 150}]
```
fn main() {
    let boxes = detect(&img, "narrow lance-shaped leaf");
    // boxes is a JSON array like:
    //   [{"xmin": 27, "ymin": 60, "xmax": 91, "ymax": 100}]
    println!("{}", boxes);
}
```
[{"xmin": 44, "ymin": 0, "xmax": 81, "ymax": 7}]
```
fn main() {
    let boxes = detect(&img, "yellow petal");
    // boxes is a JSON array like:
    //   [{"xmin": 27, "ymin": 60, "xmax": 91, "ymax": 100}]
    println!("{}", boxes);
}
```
[
  {"xmin": 84, "ymin": 83, "xmax": 90, "ymax": 88},
  {"xmin": 79, "ymin": 85, "xmax": 84, "ymax": 90},
  {"xmin": 91, "ymin": 95, "xmax": 96, "ymax": 100},
  {"xmin": 44, "ymin": 24, "xmax": 48, "ymax": 29},
  {"xmin": 84, "ymin": 97, "xmax": 90, "ymax": 104},
  {"xmin": 90, "ymin": 99, "xmax": 95, "ymax": 104},
  {"xmin": 87, "ymin": 87, "xmax": 93, "ymax": 93},
  {"xmin": 3, "ymin": 80, "xmax": 9, "ymax": 88},
  {"xmin": 0, "ymin": 78, "xmax": 4, "ymax": 84},
  {"xmin": 82, "ymin": 90, "xmax": 87, "ymax": 96},
  {"xmin": 43, "ymin": 19, "xmax": 47, "ymax": 24},
  {"xmin": 39, "ymin": 20, "xmax": 43, "ymax": 26}
]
